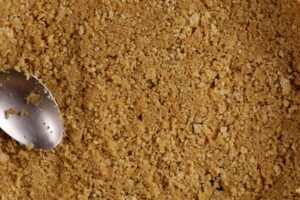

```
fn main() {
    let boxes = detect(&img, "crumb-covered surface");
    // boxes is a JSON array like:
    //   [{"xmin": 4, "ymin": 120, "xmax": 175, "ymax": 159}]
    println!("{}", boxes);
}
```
[{"xmin": 0, "ymin": 1, "xmax": 300, "ymax": 199}]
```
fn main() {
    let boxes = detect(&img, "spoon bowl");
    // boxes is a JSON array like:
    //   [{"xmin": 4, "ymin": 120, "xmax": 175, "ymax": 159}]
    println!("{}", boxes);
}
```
[{"xmin": 0, "ymin": 68, "xmax": 63, "ymax": 149}]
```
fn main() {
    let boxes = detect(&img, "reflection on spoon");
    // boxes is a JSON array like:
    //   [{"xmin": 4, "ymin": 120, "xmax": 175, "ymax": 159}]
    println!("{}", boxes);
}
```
[{"xmin": 0, "ymin": 68, "xmax": 63, "ymax": 149}]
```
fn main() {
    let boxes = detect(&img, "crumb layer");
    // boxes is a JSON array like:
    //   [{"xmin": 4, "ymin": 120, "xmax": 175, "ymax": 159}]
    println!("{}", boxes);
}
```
[{"xmin": 0, "ymin": 1, "xmax": 300, "ymax": 199}]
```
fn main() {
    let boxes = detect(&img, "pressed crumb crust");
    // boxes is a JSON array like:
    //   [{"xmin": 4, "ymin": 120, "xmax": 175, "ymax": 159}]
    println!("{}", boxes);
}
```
[{"xmin": 0, "ymin": 1, "xmax": 300, "ymax": 199}]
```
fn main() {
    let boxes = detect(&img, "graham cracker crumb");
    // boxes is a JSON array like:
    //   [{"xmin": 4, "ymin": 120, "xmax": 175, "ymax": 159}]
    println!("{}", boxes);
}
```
[
  {"xmin": 25, "ymin": 143, "xmax": 34, "ymax": 150},
  {"xmin": 280, "ymin": 77, "xmax": 292, "ymax": 95},
  {"xmin": 26, "ymin": 92, "xmax": 41, "ymax": 106},
  {"xmin": 240, "ymin": 146, "xmax": 248, "ymax": 154},
  {"xmin": 0, "ymin": 151, "xmax": 9, "ymax": 162},
  {"xmin": 4, "ymin": 108, "xmax": 16, "ymax": 119},
  {"xmin": 189, "ymin": 12, "xmax": 200, "ymax": 27},
  {"xmin": 18, "ymin": 110, "xmax": 28, "ymax": 116},
  {"xmin": 0, "ymin": 1, "xmax": 299, "ymax": 199},
  {"xmin": 193, "ymin": 123, "xmax": 202, "ymax": 134}
]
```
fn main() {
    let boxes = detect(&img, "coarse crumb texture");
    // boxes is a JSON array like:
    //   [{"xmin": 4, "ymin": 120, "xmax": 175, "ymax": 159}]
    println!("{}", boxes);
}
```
[{"xmin": 0, "ymin": 0, "xmax": 300, "ymax": 199}]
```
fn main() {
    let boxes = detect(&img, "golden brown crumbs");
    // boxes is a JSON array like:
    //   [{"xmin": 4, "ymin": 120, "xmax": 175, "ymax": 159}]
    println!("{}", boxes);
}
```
[
  {"xmin": 0, "ymin": 0, "xmax": 299, "ymax": 199},
  {"xmin": 18, "ymin": 110, "xmax": 28, "ymax": 116},
  {"xmin": 25, "ymin": 92, "xmax": 41, "ymax": 106},
  {"xmin": 4, "ymin": 108, "xmax": 16, "ymax": 119},
  {"xmin": 192, "ymin": 123, "xmax": 202, "ymax": 134},
  {"xmin": 25, "ymin": 143, "xmax": 34, "ymax": 150},
  {"xmin": 0, "ymin": 151, "xmax": 9, "ymax": 162}
]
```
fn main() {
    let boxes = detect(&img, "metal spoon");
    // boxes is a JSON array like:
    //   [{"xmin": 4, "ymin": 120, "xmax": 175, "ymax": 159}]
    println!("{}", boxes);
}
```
[{"xmin": 0, "ymin": 68, "xmax": 63, "ymax": 149}]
